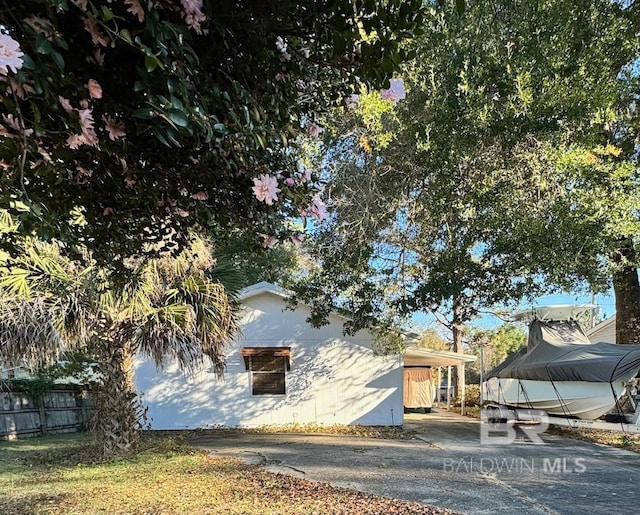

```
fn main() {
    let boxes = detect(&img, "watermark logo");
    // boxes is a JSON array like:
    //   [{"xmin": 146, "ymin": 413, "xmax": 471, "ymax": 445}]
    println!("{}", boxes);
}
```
[
  {"xmin": 480, "ymin": 406, "xmax": 549, "ymax": 445},
  {"xmin": 443, "ymin": 457, "xmax": 587, "ymax": 475}
]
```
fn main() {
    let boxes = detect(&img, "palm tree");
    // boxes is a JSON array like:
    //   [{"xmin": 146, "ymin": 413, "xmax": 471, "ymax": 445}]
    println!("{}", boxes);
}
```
[{"xmin": 0, "ymin": 214, "xmax": 239, "ymax": 455}]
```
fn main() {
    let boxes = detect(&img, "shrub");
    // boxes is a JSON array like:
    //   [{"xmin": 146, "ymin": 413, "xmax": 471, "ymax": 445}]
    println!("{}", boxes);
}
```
[{"xmin": 453, "ymin": 384, "xmax": 481, "ymax": 407}]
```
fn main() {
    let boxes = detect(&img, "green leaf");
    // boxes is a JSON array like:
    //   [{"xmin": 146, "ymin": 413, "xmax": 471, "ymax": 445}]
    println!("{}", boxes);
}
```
[
  {"xmin": 167, "ymin": 109, "xmax": 189, "ymax": 128},
  {"xmin": 101, "ymin": 5, "xmax": 115, "ymax": 21},
  {"xmin": 152, "ymin": 126, "xmax": 171, "ymax": 147},
  {"xmin": 119, "ymin": 28, "xmax": 132, "ymax": 43},
  {"xmin": 456, "ymin": 0, "xmax": 466, "ymax": 15},
  {"xmin": 20, "ymin": 54, "xmax": 36, "ymax": 70},
  {"xmin": 242, "ymin": 105, "xmax": 252, "ymax": 127},
  {"xmin": 165, "ymin": 125, "xmax": 182, "ymax": 146},
  {"xmin": 170, "ymin": 96, "xmax": 184, "ymax": 111},
  {"xmin": 35, "ymin": 37, "xmax": 52, "ymax": 55},
  {"xmin": 145, "ymin": 55, "xmax": 162, "ymax": 72},
  {"xmin": 132, "ymin": 108, "xmax": 154, "ymax": 119},
  {"xmin": 51, "ymin": 50, "xmax": 65, "ymax": 70}
]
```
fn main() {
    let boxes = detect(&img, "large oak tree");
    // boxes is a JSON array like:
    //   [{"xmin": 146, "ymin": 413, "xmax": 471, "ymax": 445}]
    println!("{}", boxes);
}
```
[{"xmin": 294, "ymin": 1, "xmax": 640, "ymax": 400}]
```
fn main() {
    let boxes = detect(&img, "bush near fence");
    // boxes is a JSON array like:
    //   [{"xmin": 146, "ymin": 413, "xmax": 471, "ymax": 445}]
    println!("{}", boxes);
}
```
[
  {"xmin": 452, "ymin": 384, "xmax": 481, "ymax": 408},
  {"xmin": 0, "ymin": 380, "xmax": 95, "ymax": 440}
]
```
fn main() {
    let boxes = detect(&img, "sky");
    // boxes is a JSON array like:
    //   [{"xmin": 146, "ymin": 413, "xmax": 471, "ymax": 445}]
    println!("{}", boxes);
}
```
[{"xmin": 410, "ymin": 289, "xmax": 616, "ymax": 334}]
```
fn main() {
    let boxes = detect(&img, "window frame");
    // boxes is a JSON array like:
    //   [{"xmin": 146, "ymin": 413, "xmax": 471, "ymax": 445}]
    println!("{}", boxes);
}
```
[{"xmin": 240, "ymin": 347, "xmax": 291, "ymax": 396}]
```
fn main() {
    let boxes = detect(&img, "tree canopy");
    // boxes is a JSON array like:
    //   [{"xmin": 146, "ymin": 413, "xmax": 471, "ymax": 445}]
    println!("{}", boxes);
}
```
[
  {"xmin": 0, "ymin": 0, "xmax": 425, "ymax": 264},
  {"xmin": 293, "ymin": 0, "xmax": 640, "ymax": 351}
]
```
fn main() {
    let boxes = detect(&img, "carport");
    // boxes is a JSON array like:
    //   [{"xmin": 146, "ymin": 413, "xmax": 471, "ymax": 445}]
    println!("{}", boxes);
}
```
[{"xmin": 403, "ymin": 347, "xmax": 476, "ymax": 414}]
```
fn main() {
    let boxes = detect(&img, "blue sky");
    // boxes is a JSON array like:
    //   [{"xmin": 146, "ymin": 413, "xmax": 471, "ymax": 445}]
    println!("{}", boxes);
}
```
[{"xmin": 410, "ymin": 290, "xmax": 616, "ymax": 333}]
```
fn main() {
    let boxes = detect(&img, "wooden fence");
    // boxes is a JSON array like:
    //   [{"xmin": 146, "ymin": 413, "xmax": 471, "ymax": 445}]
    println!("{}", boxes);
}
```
[{"xmin": 0, "ymin": 384, "xmax": 94, "ymax": 439}]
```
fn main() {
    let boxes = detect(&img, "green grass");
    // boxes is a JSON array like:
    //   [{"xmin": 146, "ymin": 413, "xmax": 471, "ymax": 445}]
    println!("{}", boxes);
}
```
[{"xmin": 0, "ymin": 432, "xmax": 448, "ymax": 515}]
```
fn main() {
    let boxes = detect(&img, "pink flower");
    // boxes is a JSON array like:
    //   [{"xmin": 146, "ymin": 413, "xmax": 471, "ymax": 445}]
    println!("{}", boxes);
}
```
[
  {"xmin": 77, "ymin": 108, "xmax": 95, "ymax": 133},
  {"xmin": 102, "ymin": 207, "xmax": 114, "ymax": 216},
  {"xmin": 275, "ymin": 73, "xmax": 285, "ymax": 82},
  {"xmin": 66, "ymin": 130, "xmax": 98, "ymax": 149},
  {"xmin": 76, "ymin": 166, "xmax": 92, "ymax": 179},
  {"xmin": 175, "ymin": 208, "xmax": 190, "ymax": 218},
  {"xmin": 252, "ymin": 174, "xmax": 281, "ymax": 205},
  {"xmin": 298, "ymin": 166, "xmax": 313, "ymax": 183},
  {"xmin": 301, "ymin": 194, "xmax": 329, "ymax": 222},
  {"xmin": 380, "ymin": 78, "xmax": 406, "ymax": 104},
  {"xmin": 345, "ymin": 94, "xmax": 359, "ymax": 107},
  {"xmin": 59, "ymin": 96, "xmax": 73, "ymax": 114},
  {"xmin": 37, "ymin": 147, "xmax": 52, "ymax": 163},
  {"xmin": 1, "ymin": 114, "xmax": 33, "ymax": 137},
  {"xmin": 262, "ymin": 235, "xmax": 279, "ymax": 248},
  {"xmin": 23, "ymin": 17, "xmax": 54, "ymax": 38},
  {"xmin": 5, "ymin": 76, "xmax": 35, "ymax": 99},
  {"xmin": 125, "ymin": 0, "xmax": 145, "ymax": 22},
  {"xmin": 191, "ymin": 191, "xmax": 209, "ymax": 201},
  {"xmin": 124, "ymin": 176, "xmax": 136, "ymax": 187},
  {"xmin": 0, "ymin": 33, "xmax": 24, "ymax": 75},
  {"xmin": 66, "ymin": 134, "xmax": 85, "ymax": 149},
  {"xmin": 307, "ymin": 122, "xmax": 324, "ymax": 137},
  {"xmin": 84, "ymin": 129, "xmax": 99, "ymax": 146},
  {"xmin": 291, "ymin": 234, "xmax": 304, "ymax": 246},
  {"xmin": 86, "ymin": 79, "xmax": 102, "ymax": 99},
  {"xmin": 94, "ymin": 49, "xmax": 105, "ymax": 67},
  {"xmin": 284, "ymin": 177, "xmax": 295, "ymax": 187},
  {"xmin": 102, "ymin": 115, "xmax": 126, "ymax": 140},
  {"xmin": 83, "ymin": 17, "xmax": 110, "ymax": 46},
  {"xmin": 181, "ymin": 0, "xmax": 206, "ymax": 34}
]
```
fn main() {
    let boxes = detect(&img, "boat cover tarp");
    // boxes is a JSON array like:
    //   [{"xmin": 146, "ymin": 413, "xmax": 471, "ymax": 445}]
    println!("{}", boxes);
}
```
[{"xmin": 487, "ymin": 319, "xmax": 640, "ymax": 383}]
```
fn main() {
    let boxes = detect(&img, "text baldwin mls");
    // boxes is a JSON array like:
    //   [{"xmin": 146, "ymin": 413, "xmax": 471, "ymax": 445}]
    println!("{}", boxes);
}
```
[{"xmin": 443, "ymin": 457, "xmax": 587, "ymax": 475}]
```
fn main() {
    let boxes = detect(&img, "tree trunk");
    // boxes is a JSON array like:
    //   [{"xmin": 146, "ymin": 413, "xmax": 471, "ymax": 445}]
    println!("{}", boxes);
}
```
[
  {"xmin": 612, "ymin": 240, "xmax": 640, "ymax": 345},
  {"xmin": 93, "ymin": 337, "xmax": 147, "ymax": 456},
  {"xmin": 451, "ymin": 298, "xmax": 465, "ymax": 409}
]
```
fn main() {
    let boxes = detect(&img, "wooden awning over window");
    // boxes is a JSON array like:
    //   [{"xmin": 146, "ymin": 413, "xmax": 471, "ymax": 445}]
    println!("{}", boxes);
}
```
[{"xmin": 240, "ymin": 347, "xmax": 291, "ymax": 371}]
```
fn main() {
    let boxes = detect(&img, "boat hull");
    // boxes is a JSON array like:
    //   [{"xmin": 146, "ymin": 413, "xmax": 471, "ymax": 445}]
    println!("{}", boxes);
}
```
[{"xmin": 483, "ymin": 377, "xmax": 626, "ymax": 420}]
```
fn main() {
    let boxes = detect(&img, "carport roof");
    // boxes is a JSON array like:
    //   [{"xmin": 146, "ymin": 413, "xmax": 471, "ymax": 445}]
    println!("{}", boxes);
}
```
[{"xmin": 403, "ymin": 347, "xmax": 476, "ymax": 367}]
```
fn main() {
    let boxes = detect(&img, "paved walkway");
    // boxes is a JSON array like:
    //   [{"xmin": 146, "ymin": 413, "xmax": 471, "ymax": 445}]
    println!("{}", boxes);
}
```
[{"xmin": 190, "ymin": 409, "xmax": 640, "ymax": 514}]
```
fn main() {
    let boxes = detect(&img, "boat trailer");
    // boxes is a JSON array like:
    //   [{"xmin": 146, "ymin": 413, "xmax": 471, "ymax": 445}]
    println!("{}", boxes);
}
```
[{"xmin": 483, "ymin": 382, "xmax": 640, "ymax": 434}]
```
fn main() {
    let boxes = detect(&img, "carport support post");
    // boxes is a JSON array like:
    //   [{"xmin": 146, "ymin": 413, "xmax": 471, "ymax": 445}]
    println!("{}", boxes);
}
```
[
  {"xmin": 437, "ymin": 367, "xmax": 442, "ymax": 406},
  {"xmin": 460, "ymin": 362, "xmax": 466, "ymax": 416},
  {"xmin": 446, "ymin": 366, "xmax": 451, "ymax": 409}
]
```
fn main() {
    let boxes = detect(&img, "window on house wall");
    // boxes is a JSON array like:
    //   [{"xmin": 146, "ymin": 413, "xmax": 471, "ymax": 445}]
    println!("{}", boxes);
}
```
[{"xmin": 240, "ymin": 347, "xmax": 291, "ymax": 396}]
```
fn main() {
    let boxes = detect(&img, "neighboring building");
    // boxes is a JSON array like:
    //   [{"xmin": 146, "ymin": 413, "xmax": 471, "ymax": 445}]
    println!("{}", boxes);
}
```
[
  {"xmin": 586, "ymin": 315, "xmax": 616, "ymax": 344},
  {"xmin": 133, "ymin": 282, "xmax": 475, "ymax": 429},
  {"xmin": 0, "ymin": 360, "xmax": 32, "ymax": 380}
]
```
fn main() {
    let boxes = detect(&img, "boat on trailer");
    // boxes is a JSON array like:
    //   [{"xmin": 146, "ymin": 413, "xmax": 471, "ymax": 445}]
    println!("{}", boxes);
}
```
[{"xmin": 482, "ymin": 305, "xmax": 640, "ymax": 421}]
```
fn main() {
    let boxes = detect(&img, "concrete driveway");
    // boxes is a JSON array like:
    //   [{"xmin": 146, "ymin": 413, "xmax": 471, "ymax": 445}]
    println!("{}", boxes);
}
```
[{"xmin": 189, "ymin": 410, "xmax": 639, "ymax": 514}]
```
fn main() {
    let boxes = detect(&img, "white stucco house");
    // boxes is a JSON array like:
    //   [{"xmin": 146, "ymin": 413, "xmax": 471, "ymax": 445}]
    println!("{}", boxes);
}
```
[{"xmin": 133, "ymin": 282, "xmax": 475, "ymax": 429}]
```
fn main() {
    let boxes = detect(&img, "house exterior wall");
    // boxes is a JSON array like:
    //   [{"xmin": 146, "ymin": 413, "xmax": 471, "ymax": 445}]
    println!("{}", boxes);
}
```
[
  {"xmin": 133, "ymin": 291, "xmax": 404, "ymax": 429},
  {"xmin": 587, "ymin": 316, "xmax": 616, "ymax": 344}
]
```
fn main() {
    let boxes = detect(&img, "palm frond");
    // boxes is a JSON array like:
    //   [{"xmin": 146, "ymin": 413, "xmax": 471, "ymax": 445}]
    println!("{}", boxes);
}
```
[
  {"xmin": 0, "ymin": 267, "xmax": 33, "ymax": 297},
  {"xmin": 0, "ymin": 297, "xmax": 62, "ymax": 369},
  {"xmin": 0, "ymin": 209, "xmax": 19, "ymax": 234}
]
